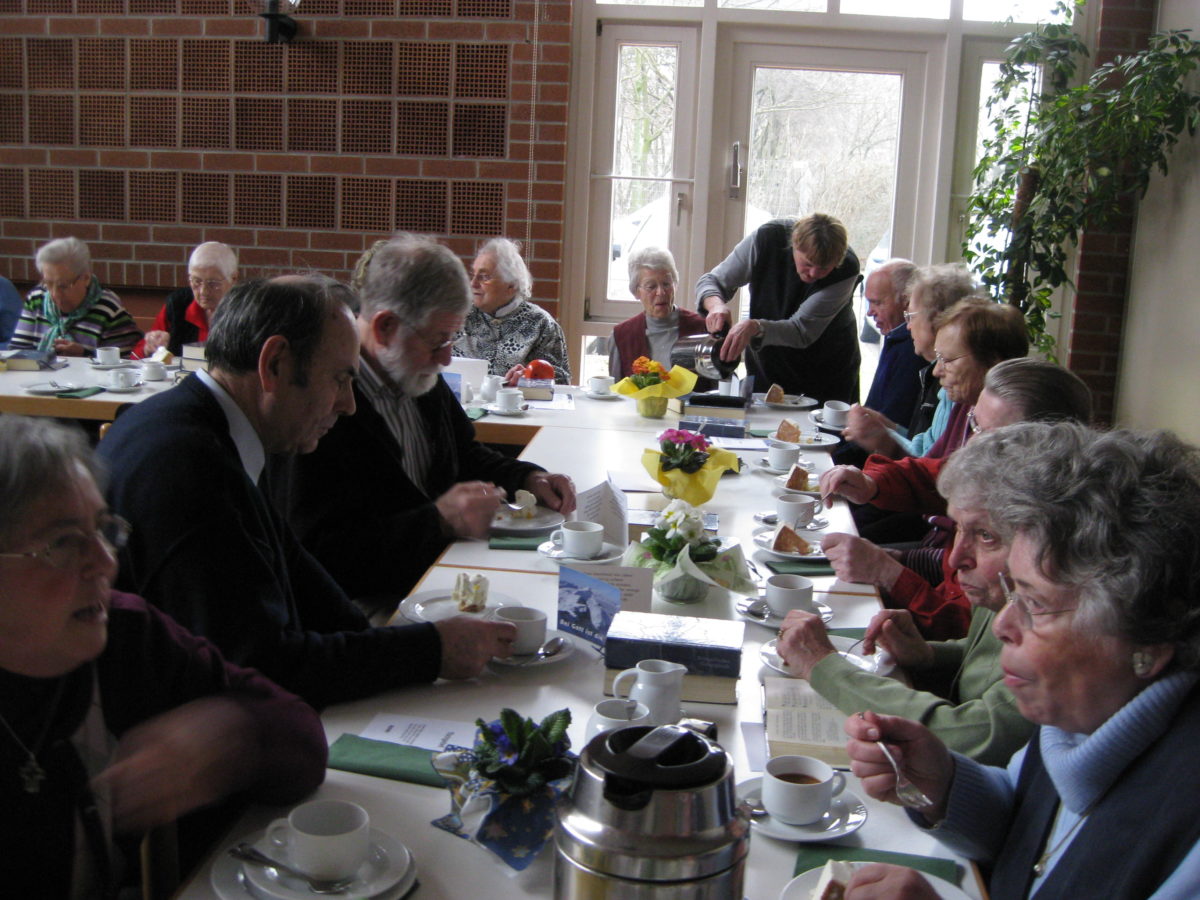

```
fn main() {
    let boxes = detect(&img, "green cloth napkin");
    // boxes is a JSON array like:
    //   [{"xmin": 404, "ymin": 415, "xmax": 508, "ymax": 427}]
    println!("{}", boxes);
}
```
[
  {"xmin": 489, "ymin": 534, "xmax": 544, "ymax": 551},
  {"xmin": 748, "ymin": 428, "xmax": 773, "ymax": 438},
  {"xmin": 465, "ymin": 407, "xmax": 487, "ymax": 420},
  {"xmin": 57, "ymin": 386, "xmax": 105, "ymax": 399},
  {"xmin": 765, "ymin": 559, "xmax": 836, "ymax": 577},
  {"xmin": 793, "ymin": 846, "xmax": 961, "ymax": 885},
  {"xmin": 327, "ymin": 734, "xmax": 445, "ymax": 787},
  {"xmin": 828, "ymin": 627, "xmax": 867, "ymax": 640}
]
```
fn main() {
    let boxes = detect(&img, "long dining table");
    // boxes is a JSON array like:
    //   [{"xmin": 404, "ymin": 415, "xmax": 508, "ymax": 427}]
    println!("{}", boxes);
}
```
[{"xmin": 174, "ymin": 385, "xmax": 987, "ymax": 900}]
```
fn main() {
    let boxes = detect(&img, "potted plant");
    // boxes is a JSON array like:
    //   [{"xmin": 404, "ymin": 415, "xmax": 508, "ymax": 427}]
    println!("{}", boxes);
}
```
[{"xmin": 613, "ymin": 356, "xmax": 698, "ymax": 418}]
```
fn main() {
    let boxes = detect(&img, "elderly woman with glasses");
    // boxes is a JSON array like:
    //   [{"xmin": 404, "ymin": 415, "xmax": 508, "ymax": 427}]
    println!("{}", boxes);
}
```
[
  {"xmin": 452, "ymin": 237, "xmax": 570, "ymax": 385},
  {"xmin": 777, "ymin": 428, "xmax": 1036, "ymax": 766},
  {"xmin": 0, "ymin": 416, "xmax": 326, "ymax": 897},
  {"xmin": 608, "ymin": 246, "xmax": 710, "ymax": 381},
  {"xmin": 133, "ymin": 241, "xmax": 238, "ymax": 359},
  {"xmin": 841, "ymin": 422, "xmax": 1200, "ymax": 900},
  {"xmin": 9, "ymin": 237, "xmax": 142, "ymax": 357}
]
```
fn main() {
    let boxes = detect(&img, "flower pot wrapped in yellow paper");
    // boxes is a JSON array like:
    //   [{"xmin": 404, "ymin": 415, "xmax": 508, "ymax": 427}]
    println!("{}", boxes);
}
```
[
  {"xmin": 614, "ymin": 357, "xmax": 698, "ymax": 419},
  {"xmin": 642, "ymin": 428, "xmax": 738, "ymax": 506}
]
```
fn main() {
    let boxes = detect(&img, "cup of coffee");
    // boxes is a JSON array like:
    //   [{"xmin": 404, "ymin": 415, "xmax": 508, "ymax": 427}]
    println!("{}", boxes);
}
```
[
  {"xmin": 108, "ymin": 368, "xmax": 139, "ymax": 389},
  {"xmin": 762, "ymin": 755, "xmax": 846, "ymax": 825},
  {"xmin": 492, "ymin": 606, "xmax": 547, "ymax": 655},
  {"xmin": 549, "ymin": 521, "xmax": 604, "ymax": 559},
  {"xmin": 776, "ymin": 492, "xmax": 818, "ymax": 528},
  {"xmin": 588, "ymin": 374, "xmax": 614, "ymax": 395},
  {"xmin": 95, "ymin": 346, "xmax": 121, "ymax": 366},
  {"xmin": 140, "ymin": 360, "xmax": 167, "ymax": 381},
  {"xmin": 267, "ymin": 799, "xmax": 371, "ymax": 881},
  {"xmin": 822, "ymin": 400, "xmax": 851, "ymax": 428},
  {"xmin": 766, "ymin": 439, "xmax": 801, "ymax": 471},
  {"xmin": 585, "ymin": 698, "xmax": 652, "ymax": 739},
  {"xmin": 765, "ymin": 573, "xmax": 815, "ymax": 617},
  {"xmin": 495, "ymin": 387, "xmax": 523, "ymax": 412}
]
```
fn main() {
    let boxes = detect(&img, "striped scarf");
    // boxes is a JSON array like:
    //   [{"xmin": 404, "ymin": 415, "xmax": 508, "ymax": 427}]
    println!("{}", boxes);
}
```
[{"xmin": 37, "ymin": 276, "xmax": 102, "ymax": 351}]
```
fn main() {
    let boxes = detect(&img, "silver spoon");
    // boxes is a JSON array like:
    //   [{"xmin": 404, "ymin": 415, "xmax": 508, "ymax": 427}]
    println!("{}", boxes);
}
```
[
  {"xmin": 229, "ymin": 842, "xmax": 356, "ymax": 895},
  {"xmin": 741, "ymin": 598, "xmax": 774, "ymax": 622},
  {"xmin": 517, "ymin": 635, "xmax": 566, "ymax": 665},
  {"xmin": 875, "ymin": 741, "xmax": 934, "ymax": 808}
]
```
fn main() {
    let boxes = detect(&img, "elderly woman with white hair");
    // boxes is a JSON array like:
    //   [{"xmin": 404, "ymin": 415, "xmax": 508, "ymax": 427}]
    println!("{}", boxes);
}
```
[
  {"xmin": 452, "ymin": 237, "xmax": 570, "ymax": 385},
  {"xmin": 608, "ymin": 246, "xmax": 710, "ymax": 380},
  {"xmin": 134, "ymin": 241, "xmax": 238, "ymax": 358},
  {"xmin": 9, "ymin": 237, "xmax": 141, "ymax": 357},
  {"xmin": 842, "ymin": 422, "xmax": 1200, "ymax": 899}
]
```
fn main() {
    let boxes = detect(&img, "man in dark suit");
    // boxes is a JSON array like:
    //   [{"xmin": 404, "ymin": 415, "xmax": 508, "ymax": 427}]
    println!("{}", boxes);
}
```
[
  {"xmin": 99, "ymin": 275, "xmax": 515, "ymax": 707},
  {"xmin": 281, "ymin": 234, "xmax": 576, "ymax": 601}
]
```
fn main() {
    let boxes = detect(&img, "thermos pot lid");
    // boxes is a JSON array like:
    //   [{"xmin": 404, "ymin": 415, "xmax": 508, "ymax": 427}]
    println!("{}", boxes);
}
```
[{"xmin": 588, "ymin": 724, "xmax": 726, "ymax": 792}]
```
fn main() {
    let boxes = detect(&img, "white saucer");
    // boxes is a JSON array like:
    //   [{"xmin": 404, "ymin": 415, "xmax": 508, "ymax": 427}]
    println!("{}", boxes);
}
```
[
  {"xmin": 398, "ymin": 588, "xmax": 520, "ymax": 623},
  {"xmin": 23, "ymin": 381, "xmax": 81, "ymax": 395},
  {"xmin": 210, "ymin": 827, "xmax": 416, "ymax": 900},
  {"xmin": 484, "ymin": 402, "xmax": 528, "ymax": 416},
  {"xmin": 583, "ymin": 389, "xmax": 622, "ymax": 401},
  {"xmin": 491, "ymin": 505, "xmax": 565, "ymax": 535},
  {"xmin": 763, "ymin": 394, "xmax": 818, "ymax": 411},
  {"xmin": 755, "ymin": 457, "xmax": 815, "ymax": 475},
  {"xmin": 104, "ymin": 382, "xmax": 144, "ymax": 393},
  {"xmin": 754, "ymin": 511, "xmax": 829, "ymax": 531},
  {"xmin": 753, "ymin": 526, "xmax": 827, "ymax": 561},
  {"xmin": 88, "ymin": 360, "xmax": 137, "ymax": 370},
  {"xmin": 760, "ymin": 636, "xmax": 895, "ymax": 678},
  {"xmin": 768, "ymin": 429, "xmax": 840, "ymax": 450},
  {"xmin": 810, "ymin": 410, "xmax": 847, "ymax": 433},
  {"xmin": 736, "ymin": 595, "xmax": 831, "ymax": 628},
  {"xmin": 736, "ymin": 777, "xmax": 867, "ymax": 843},
  {"xmin": 537, "ymin": 540, "xmax": 624, "ymax": 565},
  {"xmin": 779, "ymin": 863, "xmax": 969, "ymax": 900},
  {"xmin": 490, "ymin": 631, "xmax": 576, "ymax": 668}
]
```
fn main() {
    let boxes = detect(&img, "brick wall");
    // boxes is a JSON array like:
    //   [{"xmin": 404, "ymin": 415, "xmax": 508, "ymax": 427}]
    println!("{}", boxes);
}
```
[
  {"xmin": 0, "ymin": 0, "xmax": 571, "ymax": 318},
  {"xmin": 1064, "ymin": 0, "xmax": 1157, "ymax": 424}
]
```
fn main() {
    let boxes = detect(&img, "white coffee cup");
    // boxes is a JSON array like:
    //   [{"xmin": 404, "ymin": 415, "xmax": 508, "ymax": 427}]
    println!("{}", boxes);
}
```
[
  {"xmin": 108, "ymin": 368, "xmax": 138, "ymax": 389},
  {"xmin": 495, "ymin": 387, "xmax": 523, "ymax": 412},
  {"xmin": 96, "ymin": 346, "xmax": 120, "ymax": 366},
  {"xmin": 588, "ymin": 374, "xmax": 614, "ymax": 395},
  {"xmin": 549, "ymin": 521, "xmax": 604, "ymax": 559},
  {"xmin": 765, "ymin": 573, "xmax": 816, "ymax": 617},
  {"xmin": 822, "ymin": 400, "xmax": 851, "ymax": 428},
  {"xmin": 766, "ymin": 440, "xmax": 801, "ymax": 471},
  {"xmin": 493, "ymin": 606, "xmax": 547, "ymax": 655},
  {"xmin": 762, "ymin": 755, "xmax": 846, "ymax": 825},
  {"xmin": 776, "ymin": 492, "xmax": 818, "ymax": 528},
  {"xmin": 267, "ymin": 799, "xmax": 371, "ymax": 881},
  {"xmin": 140, "ymin": 360, "xmax": 166, "ymax": 381},
  {"xmin": 585, "ymin": 698, "xmax": 652, "ymax": 739}
]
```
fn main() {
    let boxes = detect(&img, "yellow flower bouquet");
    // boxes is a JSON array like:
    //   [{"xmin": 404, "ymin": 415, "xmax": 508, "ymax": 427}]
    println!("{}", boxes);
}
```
[
  {"xmin": 614, "ymin": 356, "xmax": 698, "ymax": 418},
  {"xmin": 641, "ymin": 428, "xmax": 738, "ymax": 506}
]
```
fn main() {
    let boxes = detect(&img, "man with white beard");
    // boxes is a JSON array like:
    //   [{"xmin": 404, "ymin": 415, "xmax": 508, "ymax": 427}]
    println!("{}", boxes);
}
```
[{"xmin": 282, "ymin": 234, "xmax": 576, "ymax": 602}]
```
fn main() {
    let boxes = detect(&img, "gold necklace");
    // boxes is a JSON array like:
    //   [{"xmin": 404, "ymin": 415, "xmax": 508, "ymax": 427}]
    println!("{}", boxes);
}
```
[
  {"xmin": 1033, "ymin": 802, "xmax": 1094, "ymax": 876},
  {"xmin": 0, "ymin": 678, "xmax": 67, "ymax": 794}
]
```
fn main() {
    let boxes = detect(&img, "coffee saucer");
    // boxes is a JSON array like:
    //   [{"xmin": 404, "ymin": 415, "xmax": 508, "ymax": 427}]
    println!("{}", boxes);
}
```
[
  {"xmin": 88, "ymin": 359, "xmax": 137, "ymax": 370},
  {"xmin": 104, "ymin": 381, "xmax": 144, "ymax": 393},
  {"xmin": 761, "ymin": 636, "xmax": 895, "ymax": 678},
  {"xmin": 484, "ymin": 402, "xmax": 529, "ymax": 417},
  {"xmin": 537, "ymin": 540, "xmax": 624, "ymax": 565},
  {"xmin": 583, "ymin": 389, "xmax": 622, "ymax": 401},
  {"xmin": 490, "ymin": 632, "xmax": 576, "ymax": 668},
  {"xmin": 755, "ymin": 457, "xmax": 815, "ymax": 475},
  {"xmin": 736, "ymin": 595, "xmax": 831, "ymax": 628},
  {"xmin": 736, "ymin": 777, "xmax": 867, "ymax": 843},
  {"xmin": 754, "ymin": 511, "xmax": 828, "ymax": 531}
]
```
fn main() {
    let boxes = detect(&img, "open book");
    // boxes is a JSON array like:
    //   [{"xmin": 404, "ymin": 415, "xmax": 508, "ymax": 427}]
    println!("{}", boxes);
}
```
[{"xmin": 763, "ymin": 676, "xmax": 851, "ymax": 766}]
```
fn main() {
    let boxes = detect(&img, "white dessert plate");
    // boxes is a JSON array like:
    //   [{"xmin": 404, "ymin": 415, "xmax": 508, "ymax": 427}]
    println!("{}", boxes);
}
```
[
  {"xmin": 755, "ymin": 457, "xmax": 814, "ymax": 475},
  {"xmin": 23, "ymin": 382, "xmax": 82, "ymax": 395},
  {"xmin": 737, "ymin": 777, "xmax": 867, "ymax": 844},
  {"xmin": 490, "ymin": 631, "xmax": 576, "ymax": 668},
  {"xmin": 483, "ymin": 402, "xmax": 529, "ymax": 417},
  {"xmin": 753, "ymin": 526, "xmax": 826, "ymax": 561},
  {"xmin": 736, "ymin": 595, "xmax": 832, "ymax": 628},
  {"xmin": 87, "ymin": 360, "xmax": 138, "ymax": 370},
  {"xmin": 768, "ymin": 430, "xmax": 839, "ymax": 450},
  {"xmin": 779, "ymin": 863, "xmax": 969, "ymax": 900},
  {"xmin": 537, "ymin": 540, "xmax": 625, "ymax": 565},
  {"xmin": 764, "ymin": 394, "xmax": 818, "ymax": 411},
  {"xmin": 398, "ymin": 588, "xmax": 519, "ymax": 623},
  {"xmin": 754, "ymin": 511, "xmax": 829, "ymax": 531},
  {"xmin": 103, "ymin": 382, "xmax": 144, "ymax": 393},
  {"xmin": 491, "ymin": 505, "xmax": 565, "ymax": 535},
  {"xmin": 770, "ymin": 475, "xmax": 823, "ymax": 499},
  {"xmin": 760, "ymin": 636, "xmax": 895, "ymax": 678},
  {"xmin": 210, "ymin": 827, "xmax": 415, "ymax": 900},
  {"xmin": 583, "ymin": 389, "xmax": 622, "ymax": 401}
]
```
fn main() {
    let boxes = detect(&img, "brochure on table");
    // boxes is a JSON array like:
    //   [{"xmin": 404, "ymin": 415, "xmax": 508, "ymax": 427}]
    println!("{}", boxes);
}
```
[
  {"xmin": 557, "ymin": 564, "xmax": 652, "ymax": 652},
  {"xmin": 573, "ymin": 476, "xmax": 629, "ymax": 546},
  {"xmin": 360, "ymin": 714, "xmax": 477, "ymax": 751}
]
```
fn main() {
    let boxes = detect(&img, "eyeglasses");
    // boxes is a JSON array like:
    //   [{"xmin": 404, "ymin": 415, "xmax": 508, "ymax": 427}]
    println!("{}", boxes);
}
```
[
  {"xmin": 404, "ymin": 322, "xmax": 456, "ymax": 353},
  {"xmin": 998, "ymin": 570, "xmax": 1078, "ymax": 631},
  {"xmin": 469, "ymin": 270, "xmax": 495, "ymax": 285},
  {"xmin": 189, "ymin": 276, "xmax": 228, "ymax": 292},
  {"xmin": 0, "ymin": 515, "xmax": 131, "ymax": 570},
  {"xmin": 902, "ymin": 309, "xmax": 921, "ymax": 324},
  {"xmin": 933, "ymin": 350, "xmax": 968, "ymax": 368},
  {"xmin": 38, "ymin": 274, "xmax": 85, "ymax": 294},
  {"xmin": 967, "ymin": 407, "xmax": 982, "ymax": 435}
]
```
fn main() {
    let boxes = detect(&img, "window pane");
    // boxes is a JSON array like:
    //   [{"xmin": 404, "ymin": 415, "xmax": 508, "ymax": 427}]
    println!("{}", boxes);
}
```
[
  {"xmin": 964, "ymin": 0, "xmax": 1065, "ymax": 23},
  {"xmin": 607, "ymin": 180, "xmax": 670, "ymax": 301},
  {"xmin": 598, "ymin": 0, "xmax": 702, "ymax": 6},
  {"xmin": 842, "ymin": 0, "xmax": 949, "ymax": 18},
  {"xmin": 718, "ymin": 0, "xmax": 825, "ymax": 10}
]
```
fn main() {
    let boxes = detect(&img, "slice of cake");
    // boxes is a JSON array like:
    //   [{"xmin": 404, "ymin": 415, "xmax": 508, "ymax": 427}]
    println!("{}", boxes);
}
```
[
  {"xmin": 764, "ymin": 382, "xmax": 786, "ymax": 403},
  {"xmin": 452, "ymin": 572, "xmax": 490, "ymax": 612},
  {"xmin": 510, "ymin": 489, "xmax": 537, "ymax": 519},
  {"xmin": 777, "ymin": 418, "xmax": 802, "ymax": 443},
  {"xmin": 785, "ymin": 464, "xmax": 810, "ymax": 491},
  {"xmin": 773, "ymin": 524, "xmax": 812, "ymax": 555},
  {"xmin": 809, "ymin": 859, "xmax": 855, "ymax": 900}
]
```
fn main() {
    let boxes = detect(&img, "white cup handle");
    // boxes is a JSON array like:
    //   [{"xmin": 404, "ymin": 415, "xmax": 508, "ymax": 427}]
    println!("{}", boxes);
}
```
[
  {"xmin": 549, "ymin": 528, "xmax": 565, "ymax": 548},
  {"xmin": 266, "ymin": 818, "xmax": 291, "ymax": 849},
  {"xmin": 611, "ymin": 668, "xmax": 638, "ymax": 701},
  {"xmin": 830, "ymin": 771, "xmax": 846, "ymax": 799}
]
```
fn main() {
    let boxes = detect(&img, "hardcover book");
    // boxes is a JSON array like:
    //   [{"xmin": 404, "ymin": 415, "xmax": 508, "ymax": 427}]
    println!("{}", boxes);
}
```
[{"xmin": 603, "ymin": 610, "xmax": 743, "ymax": 678}]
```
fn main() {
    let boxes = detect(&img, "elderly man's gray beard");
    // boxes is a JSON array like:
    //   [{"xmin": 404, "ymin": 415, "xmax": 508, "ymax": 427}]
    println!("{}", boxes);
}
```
[{"xmin": 376, "ymin": 340, "xmax": 441, "ymax": 397}]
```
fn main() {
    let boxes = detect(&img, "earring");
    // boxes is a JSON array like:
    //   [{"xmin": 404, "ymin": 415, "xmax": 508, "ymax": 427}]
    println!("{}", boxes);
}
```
[{"xmin": 1132, "ymin": 651, "xmax": 1153, "ymax": 677}]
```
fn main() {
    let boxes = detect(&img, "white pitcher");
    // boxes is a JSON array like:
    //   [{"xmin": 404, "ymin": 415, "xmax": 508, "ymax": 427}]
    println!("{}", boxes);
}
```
[
  {"xmin": 611, "ymin": 659, "xmax": 686, "ymax": 726},
  {"xmin": 479, "ymin": 374, "xmax": 504, "ymax": 402}
]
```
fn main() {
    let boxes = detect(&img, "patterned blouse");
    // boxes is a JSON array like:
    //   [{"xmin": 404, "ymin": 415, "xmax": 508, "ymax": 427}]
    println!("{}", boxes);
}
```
[{"xmin": 454, "ymin": 298, "xmax": 570, "ymax": 383}]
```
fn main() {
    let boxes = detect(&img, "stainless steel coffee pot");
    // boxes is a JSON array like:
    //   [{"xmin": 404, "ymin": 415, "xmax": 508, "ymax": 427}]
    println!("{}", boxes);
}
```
[
  {"xmin": 670, "ymin": 333, "xmax": 740, "ymax": 382},
  {"xmin": 554, "ymin": 724, "xmax": 750, "ymax": 899}
]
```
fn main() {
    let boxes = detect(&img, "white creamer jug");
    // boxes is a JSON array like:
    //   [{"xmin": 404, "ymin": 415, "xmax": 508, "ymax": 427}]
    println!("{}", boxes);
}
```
[{"xmin": 611, "ymin": 659, "xmax": 686, "ymax": 726}]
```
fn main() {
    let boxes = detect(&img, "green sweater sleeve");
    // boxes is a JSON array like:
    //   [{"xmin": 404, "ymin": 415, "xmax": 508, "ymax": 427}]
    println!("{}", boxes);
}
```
[{"xmin": 808, "ymin": 609, "xmax": 1034, "ymax": 766}]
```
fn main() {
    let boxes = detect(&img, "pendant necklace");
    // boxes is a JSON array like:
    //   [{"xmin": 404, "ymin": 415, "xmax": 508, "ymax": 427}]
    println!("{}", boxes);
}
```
[
  {"xmin": 1033, "ymin": 801, "xmax": 1095, "ymax": 876},
  {"xmin": 0, "ymin": 678, "xmax": 67, "ymax": 794}
]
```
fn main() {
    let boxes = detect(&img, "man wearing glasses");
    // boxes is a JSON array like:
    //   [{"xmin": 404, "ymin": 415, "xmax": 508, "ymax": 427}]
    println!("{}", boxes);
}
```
[
  {"xmin": 278, "ymin": 234, "xmax": 576, "ymax": 604},
  {"xmin": 133, "ymin": 241, "xmax": 238, "ymax": 358}
]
